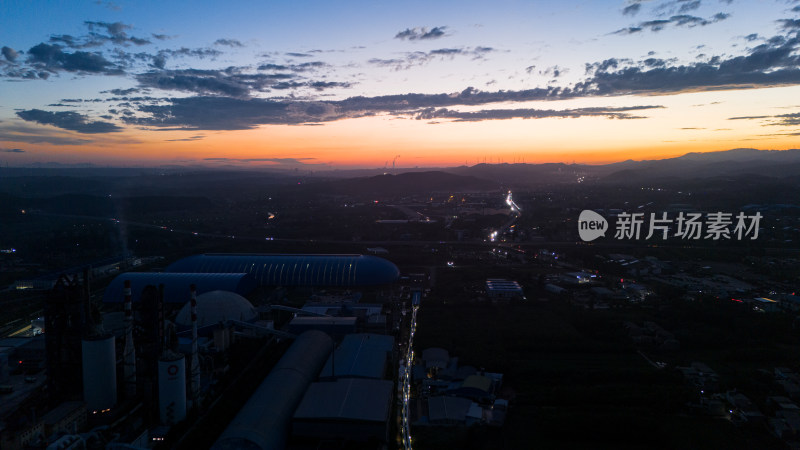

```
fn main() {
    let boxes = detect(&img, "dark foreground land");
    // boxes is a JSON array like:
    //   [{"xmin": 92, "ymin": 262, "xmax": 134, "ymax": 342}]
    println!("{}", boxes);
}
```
[
  {"xmin": 412, "ymin": 265, "xmax": 796, "ymax": 450},
  {"xmin": 1, "ymin": 159, "xmax": 799, "ymax": 449}
]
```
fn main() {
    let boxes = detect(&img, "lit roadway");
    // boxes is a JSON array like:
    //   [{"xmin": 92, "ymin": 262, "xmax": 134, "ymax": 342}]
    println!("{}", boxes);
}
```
[
  {"xmin": 489, "ymin": 191, "xmax": 521, "ymax": 243},
  {"xmin": 401, "ymin": 302, "xmax": 419, "ymax": 450}
]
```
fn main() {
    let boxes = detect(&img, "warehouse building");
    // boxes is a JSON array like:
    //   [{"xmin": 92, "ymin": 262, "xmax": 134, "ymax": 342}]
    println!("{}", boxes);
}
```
[
  {"xmin": 485, "ymin": 279, "xmax": 525, "ymax": 301},
  {"xmin": 166, "ymin": 254, "xmax": 400, "ymax": 287},
  {"xmin": 292, "ymin": 378, "xmax": 394, "ymax": 443},
  {"xmin": 212, "ymin": 330, "xmax": 333, "ymax": 450},
  {"xmin": 319, "ymin": 333, "xmax": 394, "ymax": 380},
  {"xmin": 288, "ymin": 317, "xmax": 357, "ymax": 338}
]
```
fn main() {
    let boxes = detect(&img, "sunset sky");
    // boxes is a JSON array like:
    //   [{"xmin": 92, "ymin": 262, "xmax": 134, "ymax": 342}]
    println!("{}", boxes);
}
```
[{"xmin": 1, "ymin": 0, "xmax": 799, "ymax": 169}]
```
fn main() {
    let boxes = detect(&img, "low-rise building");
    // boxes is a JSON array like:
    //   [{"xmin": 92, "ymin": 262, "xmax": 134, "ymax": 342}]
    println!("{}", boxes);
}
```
[{"xmin": 485, "ymin": 279, "xmax": 525, "ymax": 301}]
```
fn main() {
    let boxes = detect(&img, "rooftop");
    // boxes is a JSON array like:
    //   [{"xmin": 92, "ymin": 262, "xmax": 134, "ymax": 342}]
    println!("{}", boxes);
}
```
[
  {"xmin": 320, "ymin": 333, "xmax": 394, "ymax": 380},
  {"xmin": 293, "ymin": 378, "xmax": 393, "ymax": 422},
  {"xmin": 166, "ymin": 254, "xmax": 400, "ymax": 287}
]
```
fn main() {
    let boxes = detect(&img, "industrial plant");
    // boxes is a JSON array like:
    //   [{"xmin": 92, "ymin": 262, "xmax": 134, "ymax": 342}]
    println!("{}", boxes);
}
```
[{"xmin": 0, "ymin": 253, "xmax": 410, "ymax": 450}]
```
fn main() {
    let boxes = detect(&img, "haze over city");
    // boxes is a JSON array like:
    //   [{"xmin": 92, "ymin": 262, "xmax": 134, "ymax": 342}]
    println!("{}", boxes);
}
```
[{"xmin": 2, "ymin": 0, "xmax": 800, "ymax": 169}]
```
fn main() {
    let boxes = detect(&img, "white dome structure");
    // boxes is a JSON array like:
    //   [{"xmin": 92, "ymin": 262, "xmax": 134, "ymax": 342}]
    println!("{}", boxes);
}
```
[{"xmin": 175, "ymin": 290, "xmax": 257, "ymax": 327}]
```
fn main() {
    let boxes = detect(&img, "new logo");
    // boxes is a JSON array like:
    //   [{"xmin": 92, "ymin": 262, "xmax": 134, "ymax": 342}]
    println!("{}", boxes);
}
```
[{"xmin": 578, "ymin": 210, "xmax": 608, "ymax": 242}]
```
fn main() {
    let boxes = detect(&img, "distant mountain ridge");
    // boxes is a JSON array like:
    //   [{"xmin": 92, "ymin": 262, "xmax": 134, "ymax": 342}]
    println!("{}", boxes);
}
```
[
  {"xmin": 597, "ymin": 148, "xmax": 800, "ymax": 183},
  {"xmin": 439, "ymin": 148, "xmax": 800, "ymax": 186},
  {"xmin": 3, "ymin": 149, "xmax": 800, "ymax": 191}
]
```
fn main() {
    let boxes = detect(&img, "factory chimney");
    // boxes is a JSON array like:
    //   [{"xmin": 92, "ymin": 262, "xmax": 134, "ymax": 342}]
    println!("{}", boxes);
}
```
[{"xmin": 189, "ymin": 284, "xmax": 200, "ymax": 406}]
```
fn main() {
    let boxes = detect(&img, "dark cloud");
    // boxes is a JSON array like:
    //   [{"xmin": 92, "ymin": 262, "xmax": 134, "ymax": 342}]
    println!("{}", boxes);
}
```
[
  {"xmin": 152, "ymin": 33, "xmax": 171, "ymax": 40},
  {"xmin": 214, "ymin": 39, "xmax": 244, "ymax": 47},
  {"xmin": 368, "ymin": 47, "xmax": 494, "ymax": 70},
  {"xmin": 1, "ymin": 148, "xmax": 25, "ymax": 153},
  {"xmin": 136, "ymin": 70, "xmax": 252, "ymax": 96},
  {"xmin": 123, "ymin": 96, "xmax": 339, "ymax": 130},
  {"xmin": 105, "ymin": 87, "xmax": 139, "ymax": 95},
  {"xmin": 727, "ymin": 111, "xmax": 800, "ymax": 127},
  {"xmin": 678, "ymin": 1, "xmax": 702, "ymax": 13},
  {"xmin": 294, "ymin": 61, "xmax": 328, "ymax": 71},
  {"xmin": 2, "ymin": 46, "xmax": 19, "ymax": 62},
  {"xmin": 622, "ymin": 3, "xmax": 642, "ymax": 16},
  {"xmin": 643, "ymin": 57, "xmax": 669, "ymax": 67},
  {"xmin": 125, "ymin": 86, "xmax": 571, "ymax": 130},
  {"xmin": 134, "ymin": 68, "xmax": 318, "ymax": 96},
  {"xmin": 286, "ymin": 52, "xmax": 313, "ymax": 58},
  {"xmin": 368, "ymin": 53, "xmax": 430, "ymax": 70},
  {"xmin": 159, "ymin": 47, "xmax": 222, "ymax": 60},
  {"xmin": 16, "ymin": 109, "xmax": 122, "ymax": 133},
  {"xmin": 0, "ymin": 122, "xmax": 93, "ymax": 145},
  {"xmin": 271, "ymin": 81, "xmax": 306, "ymax": 90},
  {"xmin": 612, "ymin": 27, "xmax": 644, "ymax": 35},
  {"xmin": 430, "ymin": 48, "xmax": 461, "ymax": 56},
  {"xmin": 613, "ymin": 12, "xmax": 729, "ymax": 34},
  {"xmin": 165, "ymin": 135, "xmax": 205, "ymax": 141},
  {"xmin": 538, "ymin": 65, "xmax": 564, "ymax": 77},
  {"xmin": 118, "ymin": 47, "xmax": 223, "ymax": 70},
  {"xmin": 49, "ymin": 35, "xmax": 85, "ymax": 48},
  {"xmin": 639, "ymin": 19, "xmax": 672, "ymax": 32},
  {"xmin": 308, "ymin": 81, "xmax": 351, "ymax": 90},
  {"xmin": 84, "ymin": 21, "xmax": 151, "ymax": 46},
  {"xmin": 257, "ymin": 63, "xmax": 289, "ymax": 71},
  {"xmin": 22, "ymin": 43, "xmax": 121, "ymax": 77},
  {"xmin": 151, "ymin": 54, "xmax": 166, "ymax": 69},
  {"xmin": 576, "ymin": 35, "xmax": 800, "ymax": 96},
  {"xmin": 774, "ymin": 112, "xmax": 800, "ymax": 126},
  {"xmin": 780, "ymin": 19, "xmax": 800, "ymax": 31},
  {"xmin": 413, "ymin": 105, "xmax": 661, "ymax": 122},
  {"xmin": 259, "ymin": 61, "xmax": 327, "ymax": 72},
  {"xmin": 395, "ymin": 26, "xmax": 448, "ymax": 41},
  {"xmin": 368, "ymin": 58, "xmax": 407, "ymax": 68},
  {"xmin": 50, "ymin": 21, "xmax": 150, "ymax": 49},
  {"xmin": 585, "ymin": 58, "xmax": 630, "ymax": 74},
  {"xmin": 745, "ymin": 33, "xmax": 759, "ymax": 42}
]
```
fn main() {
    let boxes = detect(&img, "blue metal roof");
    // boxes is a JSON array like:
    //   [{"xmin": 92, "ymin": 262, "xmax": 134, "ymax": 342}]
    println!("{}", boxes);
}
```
[
  {"xmin": 319, "ymin": 333, "xmax": 394, "ymax": 380},
  {"xmin": 102, "ymin": 272, "xmax": 257, "ymax": 304},
  {"xmin": 293, "ymin": 378, "xmax": 394, "ymax": 423},
  {"xmin": 165, "ymin": 254, "xmax": 400, "ymax": 287}
]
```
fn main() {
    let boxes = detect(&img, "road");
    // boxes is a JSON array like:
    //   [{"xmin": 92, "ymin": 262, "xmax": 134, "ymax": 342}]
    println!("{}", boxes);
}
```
[
  {"xmin": 9, "ymin": 323, "xmax": 32, "ymax": 337},
  {"xmin": 401, "ymin": 303, "xmax": 419, "ymax": 450}
]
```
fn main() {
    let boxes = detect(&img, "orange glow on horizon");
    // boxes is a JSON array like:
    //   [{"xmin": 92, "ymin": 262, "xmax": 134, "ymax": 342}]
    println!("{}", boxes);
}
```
[{"xmin": 4, "ymin": 99, "xmax": 800, "ymax": 169}]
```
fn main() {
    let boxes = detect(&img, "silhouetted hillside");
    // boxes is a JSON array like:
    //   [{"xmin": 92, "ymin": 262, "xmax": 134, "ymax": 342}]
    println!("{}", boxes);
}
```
[{"xmin": 297, "ymin": 171, "xmax": 498, "ymax": 196}]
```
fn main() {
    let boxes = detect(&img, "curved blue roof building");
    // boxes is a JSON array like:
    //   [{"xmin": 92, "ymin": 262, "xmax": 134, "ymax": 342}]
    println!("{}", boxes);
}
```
[
  {"xmin": 103, "ymin": 272, "xmax": 257, "ymax": 304},
  {"xmin": 166, "ymin": 254, "xmax": 400, "ymax": 287}
]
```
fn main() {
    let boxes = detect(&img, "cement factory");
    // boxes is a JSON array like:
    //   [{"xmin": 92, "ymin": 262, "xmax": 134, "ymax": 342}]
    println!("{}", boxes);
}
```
[{"xmin": 0, "ymin": 254, "xmax": 409, "ymax": 449}]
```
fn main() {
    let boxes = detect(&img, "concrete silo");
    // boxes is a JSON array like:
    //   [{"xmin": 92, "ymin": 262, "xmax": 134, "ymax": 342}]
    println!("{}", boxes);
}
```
[
  {"xmin": 158, "ymin": 351, "xmax": 187, "ymax": 425},
  {"xmin": 81, "ymin": 335, "xmax": 117, "ymax": 413}
]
